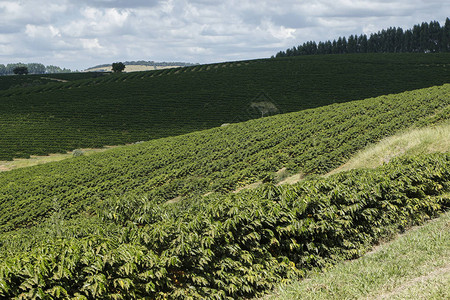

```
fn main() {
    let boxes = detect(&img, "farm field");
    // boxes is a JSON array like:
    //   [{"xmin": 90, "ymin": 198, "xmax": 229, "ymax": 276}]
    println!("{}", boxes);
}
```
[
  {"xmin": 0, "ymin": 152, "xmax": 448, "ymax": 298},
  {"xmin": 1, "ymin": 53, "xmax": 450, "ymax": 161},
  {"xmin": 0, "ymin": 81, "xmax": 449, "ymax": 298},
  {"xmin": 0, "ymin": 84, "xmax": 448, "ymax": 232},
  {"xmin": 0, "ymin": 74, "xmax": 56, "ymax": 91}
]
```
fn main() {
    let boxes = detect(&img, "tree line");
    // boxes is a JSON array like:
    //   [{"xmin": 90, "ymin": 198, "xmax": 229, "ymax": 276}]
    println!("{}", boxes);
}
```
[
  {"xmin": 0, "ymin": 63, "xmax": 72, "ymax": 75},
  {"xmin": 274, "ymin": 19, "xmax": 450, "ymax": 57}
]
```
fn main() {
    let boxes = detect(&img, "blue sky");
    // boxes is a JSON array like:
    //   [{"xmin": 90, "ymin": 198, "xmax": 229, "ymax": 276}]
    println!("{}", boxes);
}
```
[{"xmin": 0, "ymin": 0, "xmax": 448, "ymax": 70}]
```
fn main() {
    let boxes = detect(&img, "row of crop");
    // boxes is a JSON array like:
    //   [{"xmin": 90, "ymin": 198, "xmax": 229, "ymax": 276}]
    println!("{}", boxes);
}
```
[
  {"xmin": 0, "ymin": 84, "xmax": 448, "ymax": 231},
  {"xmin": 1, "ymin": 53, "xmax": 450, "ymax": 160},
  {"xmin": 0, "ymin": 75, "xmax": 57, "ymax": 91},
  {"xmin": 0, "ymin": 61, "xmax": 240, "ymax": 97},
  {"xmin": 2, "ymin": 53, "xmax": 449, "ymax": 100},
  {"xmin": 1, "ymin": 153, "xmax": 449, "ymax": 299}
]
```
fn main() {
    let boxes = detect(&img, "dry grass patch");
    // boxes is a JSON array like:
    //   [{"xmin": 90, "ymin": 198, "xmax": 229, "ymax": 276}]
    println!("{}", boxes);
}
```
[
  {"xmin": 0, "ymin": 146, "xmax": 121, "ymax": 172},
  {"xmin": 328, "ymin": 122, "xmax": 450, "ymax": 176}
]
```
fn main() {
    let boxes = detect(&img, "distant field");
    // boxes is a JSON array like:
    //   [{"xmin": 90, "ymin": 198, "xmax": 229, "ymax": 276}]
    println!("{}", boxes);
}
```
[
  {"xmin": 0, "ymin": 72, "xmax": 107, "ymax": 91},
  {"xmin": 84, "ymin": 64, "xmax": 185, "ymax": 72},
  {"xmin": 1, "ymin": 53, "xmax": 450, "ymax": 160},
  {"xmin": 0, "ymin": 74, "xmax": 54, "ymax": 90}
]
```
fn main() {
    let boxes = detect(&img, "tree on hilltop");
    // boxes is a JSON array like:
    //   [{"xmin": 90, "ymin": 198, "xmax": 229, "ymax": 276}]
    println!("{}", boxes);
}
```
[{"xmin": 112, "ymin": 62, "xmax": 125, "ymax": 73}]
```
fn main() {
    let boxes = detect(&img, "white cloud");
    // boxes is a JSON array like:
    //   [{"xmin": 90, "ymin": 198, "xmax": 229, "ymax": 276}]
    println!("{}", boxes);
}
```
[
  {"xmin": 0, "ymin": 0, "xmax": 448, "ymax": 70},
  {"xmin": 25, "ymin": 25, "xmax": 61, "ymax": 39},
  {"xmin": 258, "ymin": 19, "xmax": 296, "ymax": 40},
  {"xmin": 80, "ymin": 38, "xmax": 103, "ymax": 50}
]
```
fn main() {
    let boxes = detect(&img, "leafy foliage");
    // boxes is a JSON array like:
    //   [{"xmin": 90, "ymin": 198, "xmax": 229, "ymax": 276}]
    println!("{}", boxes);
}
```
[
  {"xmin": 112, "ymin": 62, "xmax": 125, "ymax": 73},
  {"xmin": 0, "ymin": 153, "xmax": 449, "ymax": 299},
  {"xmin": 12, "ymin": 66, "xmax": 28, "ymax": 75},
  {"xmin": 0, "ymin": 84, "xmax": 448, "ymax": 232},
  {"xmin": 1, "ymin": 53, "xmax": 450, "ymax": 160},
  {"xmin": 72, "ymin": 149, "xmax": 84, "ymax": 157}
]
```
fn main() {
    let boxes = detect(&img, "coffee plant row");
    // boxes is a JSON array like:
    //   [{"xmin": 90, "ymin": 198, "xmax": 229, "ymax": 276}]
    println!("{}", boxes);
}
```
[
  {"xmin": 0, "ymin": 153, "xmax": 449, "ymax": 299},
  {"xmin": 0, "ymin": 84, "xmax": 448, "ymax": 232},
  {"xmin": 1, "ymin": 53, "xmax": 450, "ymax": 160}
]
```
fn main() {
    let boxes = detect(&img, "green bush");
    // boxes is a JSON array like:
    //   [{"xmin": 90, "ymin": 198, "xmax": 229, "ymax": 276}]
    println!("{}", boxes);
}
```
[{"xmin": 72, "ymin": 149, "xmax": 84, "ymax": 157}]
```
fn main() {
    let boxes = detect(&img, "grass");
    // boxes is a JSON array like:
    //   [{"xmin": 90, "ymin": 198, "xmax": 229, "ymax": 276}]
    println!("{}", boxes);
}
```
[
  {"xmin": 263, "ymin": 208, "xmax": 450, "ymax": 300},
  {"xmin": 0, "ymin": 145, "xmax": 119, "ymax": 172},
  {"xmin": 328, "ymin": 121, "xmax": 450, "ymax": 175}
]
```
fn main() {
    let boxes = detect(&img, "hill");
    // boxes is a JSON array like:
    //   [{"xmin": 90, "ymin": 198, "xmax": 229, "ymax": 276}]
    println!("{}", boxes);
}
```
[
  {"xmin": 0, "ymin": 83, "xmax": 448, "ymax": 232},
  {"xmin": 1, "ymin": 53, "xmax": 450, "ymax": 161},
  {"xmin": 0, "ymin": 152, "xmax": 448, "ymax": 298},
  {"xmin": 264, "ymin": 210, "xmax": 449, "ymax": 299},
  {"xmin": 0, "ymin": 72, "xmax": 106, "ymax": 91},
  {"xmin": 0, "ymin": 82, "xmax": 449, "ymax": 298},
  {"xmin": 84, "ymin": 61, "xmax": 197, "ymax": 72},
  {"xmin": 84, "ymin": 64, "xmax": 186, "ymax": 73}
]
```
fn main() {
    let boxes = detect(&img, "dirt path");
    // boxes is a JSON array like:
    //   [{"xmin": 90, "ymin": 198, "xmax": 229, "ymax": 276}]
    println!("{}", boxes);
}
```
[{"xmin": 41, "ymin": 77, "xmax": 69, "ymax": 83}]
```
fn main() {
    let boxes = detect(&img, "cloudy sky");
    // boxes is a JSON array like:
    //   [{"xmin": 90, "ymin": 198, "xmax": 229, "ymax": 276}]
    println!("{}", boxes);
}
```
[{"xmin": 0, "ymin": 0, "xmax": 448, "ymax": 70}]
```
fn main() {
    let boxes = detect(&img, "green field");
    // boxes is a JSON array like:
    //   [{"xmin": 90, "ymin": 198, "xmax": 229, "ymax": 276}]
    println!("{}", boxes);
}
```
[
  {"xmin": 0, "ymin": 80, "xmax": 449, "ymax": 298},
  {"xmin": 0, "ymin": 74, "xmax": 55, "ymax": 91},
  {"xmin": 1, "ymin": 53, "xmax": 450, "ymax": 160},
  {"xmin": 0, "ymin": 84, "xmax": 448, "ymax": 232},
  {"xmin": 0, "ymin": 52, "xmax": 449, "ymax": 299},
  {"xmin": 0, "ymin": 152, "xmax": 448, "ymax": 299}
]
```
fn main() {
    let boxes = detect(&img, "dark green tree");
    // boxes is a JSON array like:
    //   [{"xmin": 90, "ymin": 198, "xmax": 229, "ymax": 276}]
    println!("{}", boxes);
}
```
[
  {"xmin": 441, "ymin": 17, "xmax": 450, "ymax": 52},
  {"xmin": 358, "ymin": 34, "xmax": 368, "ymax": 53},
  {"xmin": 274, "ymin": 19, "xmax": 450, "ymax": 58},
  {"xmin": 112, "ymin": 62, "xmax": 125, "ymax": 73},
  {"xmin": 348, "ymin": 35, "xmax": 359, "ymax": 53},
  {"xmin": 13, "ymin": 66, "xmax": 28, "ymax": 75}
]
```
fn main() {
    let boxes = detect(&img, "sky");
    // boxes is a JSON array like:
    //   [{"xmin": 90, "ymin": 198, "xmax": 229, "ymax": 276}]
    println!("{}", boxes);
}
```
[{"xmin": 0, "ymin": 0, "xmax": 448, "ymax": 71}]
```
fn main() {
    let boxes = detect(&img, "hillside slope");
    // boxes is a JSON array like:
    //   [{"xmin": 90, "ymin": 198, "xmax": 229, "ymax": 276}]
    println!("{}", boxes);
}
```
[
  {"xmin": 0, "ymin": 84, "xmax": 448, "ymax": 233},
  {"xmin": 0, "ymin": 83, "xmax": 449, "ymax": 298},
  {"xmin": 1, "ymin": 53, "xmax": 449, "ymax": 160},
  {"xmin": 264, "ymin": 210, "xmax": 450, "ymax": 300},
  {"xmin": 328, "ymin": 121, "xmax": 450, "ymax": 174},
  {"xmin": 1, "ymin": 153, "xmax": 448, "ymax": 299}
]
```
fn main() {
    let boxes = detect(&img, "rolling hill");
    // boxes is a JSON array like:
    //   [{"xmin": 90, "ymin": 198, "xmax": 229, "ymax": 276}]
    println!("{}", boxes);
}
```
[
  {"xmin": 1, "ymin": 53, "xmax": 450, "ymax": 161},
  {"xmin": 0, "ymin": 84, "xmax": 448, "ymax": 232},
  {"xmin": 0, "ymin": 81, "xmax": 449, "ymax": 298}
]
